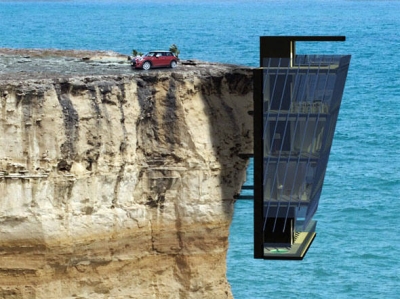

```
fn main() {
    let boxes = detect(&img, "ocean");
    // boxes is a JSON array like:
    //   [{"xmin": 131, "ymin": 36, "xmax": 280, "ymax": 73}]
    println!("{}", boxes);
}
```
[{"xmin": 1, "ymin": 1, "xmax": 399, "ymax": 298}]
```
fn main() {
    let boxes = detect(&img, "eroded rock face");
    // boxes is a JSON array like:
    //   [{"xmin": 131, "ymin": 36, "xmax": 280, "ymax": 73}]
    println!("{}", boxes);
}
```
[{"xmin": 0, "ymin": 50, "xmax": 253, "ymax": 299}]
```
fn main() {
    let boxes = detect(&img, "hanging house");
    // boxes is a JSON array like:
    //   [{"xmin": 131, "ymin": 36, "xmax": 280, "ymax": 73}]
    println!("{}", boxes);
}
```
[{"xmin": 253, "ymin": 36, "xmax": 351, "ymax": 260}]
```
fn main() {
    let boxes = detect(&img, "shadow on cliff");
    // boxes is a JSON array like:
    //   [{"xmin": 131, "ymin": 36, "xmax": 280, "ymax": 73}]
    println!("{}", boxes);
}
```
[
  {"xmin": 135, "ymin": 68, "xmax": 253, "ymax": 217},
  {"xmin": 198, "ymin": 69, "xmax": 253, "ymax": 216}
]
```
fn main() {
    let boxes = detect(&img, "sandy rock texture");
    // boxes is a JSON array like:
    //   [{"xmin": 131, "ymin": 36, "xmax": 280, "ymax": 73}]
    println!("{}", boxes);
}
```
[{"xmin": 0, "ymin": 49, "xmax": 253, "ymax": 299}]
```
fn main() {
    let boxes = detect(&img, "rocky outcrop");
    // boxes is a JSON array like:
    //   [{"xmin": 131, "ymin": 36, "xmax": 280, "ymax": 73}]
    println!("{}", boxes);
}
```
[{"xmin": 0, "ymin": 50, "xmax": 253, "ymax": 299}]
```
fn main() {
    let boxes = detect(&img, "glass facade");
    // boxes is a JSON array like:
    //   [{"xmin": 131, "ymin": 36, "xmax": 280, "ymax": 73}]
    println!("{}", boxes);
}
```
[{"xmin": 255, "ymin": 54, "xmax": 351, "ymax": 259}]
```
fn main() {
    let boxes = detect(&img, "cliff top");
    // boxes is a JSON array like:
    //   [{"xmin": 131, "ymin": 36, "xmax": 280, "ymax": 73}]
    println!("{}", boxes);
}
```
[{"xmin": 0, "ymin": 48, "xmax": 251, "ymax": 81}]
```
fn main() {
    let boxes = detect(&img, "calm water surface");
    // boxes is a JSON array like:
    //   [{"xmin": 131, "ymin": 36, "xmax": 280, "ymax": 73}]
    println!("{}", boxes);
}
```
[{"xmin": 1, "ymin": 1, "xmax": 399, "ymax": 298}]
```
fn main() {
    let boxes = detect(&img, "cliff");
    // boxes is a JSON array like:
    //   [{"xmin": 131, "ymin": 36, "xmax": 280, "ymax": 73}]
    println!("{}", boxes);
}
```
[{"xmin": 0, "ymin": 49, "xmax": 253, "ymax": 299}]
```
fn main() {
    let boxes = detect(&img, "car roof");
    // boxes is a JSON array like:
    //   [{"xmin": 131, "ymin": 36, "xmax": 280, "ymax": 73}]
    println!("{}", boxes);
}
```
[{"xmin": 149, "ymin": 50, "xmax": 171, "ymax": 53}]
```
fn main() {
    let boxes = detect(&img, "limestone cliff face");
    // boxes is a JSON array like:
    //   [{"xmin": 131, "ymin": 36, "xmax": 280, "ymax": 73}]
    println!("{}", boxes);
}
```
[{"xmin": 0, "ymin": 50, "xmax": 253, "ymax": 299}]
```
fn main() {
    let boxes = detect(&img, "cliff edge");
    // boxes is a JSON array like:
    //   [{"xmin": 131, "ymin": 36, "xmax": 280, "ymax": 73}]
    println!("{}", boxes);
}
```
[{"xmin": 0, "ymin": 49, "xmax": 253, "ymax": 299}]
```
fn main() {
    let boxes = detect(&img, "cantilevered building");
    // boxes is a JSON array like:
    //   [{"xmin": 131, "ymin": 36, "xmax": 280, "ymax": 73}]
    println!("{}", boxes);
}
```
[{"xmin": 254, "ymin": 36, "xmax": 351, "ymax": 260}]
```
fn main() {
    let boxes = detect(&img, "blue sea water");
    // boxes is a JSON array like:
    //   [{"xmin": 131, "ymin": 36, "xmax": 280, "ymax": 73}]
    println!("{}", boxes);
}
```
[{"xmin": 1, "ymin": 1, "xmax": 399, "ymax": 298}]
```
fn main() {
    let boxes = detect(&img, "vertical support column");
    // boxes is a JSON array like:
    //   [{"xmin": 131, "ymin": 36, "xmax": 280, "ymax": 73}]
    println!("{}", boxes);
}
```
[{"xmin": 253, "ymin": 68, "xmax": 264, "ymax": 259}]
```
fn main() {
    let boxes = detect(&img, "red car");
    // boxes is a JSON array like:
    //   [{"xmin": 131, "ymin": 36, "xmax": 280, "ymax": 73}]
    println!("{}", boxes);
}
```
[{"xmin": 131, "ymin": 51, "xmax": 179, "ymax": 70}]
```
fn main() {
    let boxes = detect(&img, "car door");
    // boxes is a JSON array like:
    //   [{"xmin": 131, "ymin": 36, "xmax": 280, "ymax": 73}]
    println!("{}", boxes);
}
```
[{"xmin": 153, "ymin": 52, "xmax": 164, "ymax": 67}]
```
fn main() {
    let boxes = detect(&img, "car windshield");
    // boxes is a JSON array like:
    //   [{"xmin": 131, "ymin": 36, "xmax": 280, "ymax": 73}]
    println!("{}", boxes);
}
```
[{"xmin": 144, "ymin": 52, "xmax": 155, "ymax": 57}]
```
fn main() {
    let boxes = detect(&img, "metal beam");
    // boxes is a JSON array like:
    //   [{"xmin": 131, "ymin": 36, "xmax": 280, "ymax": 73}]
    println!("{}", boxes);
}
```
[{"xmin": 260, "ymin": 36, "xmax": 346, "ymax": 64}]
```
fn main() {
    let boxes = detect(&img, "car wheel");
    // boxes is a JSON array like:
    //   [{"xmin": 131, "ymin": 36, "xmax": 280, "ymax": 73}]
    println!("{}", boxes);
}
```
[
  {"xmin": 142, "ymin": 61, "xmax": 151, "ymax": 70},
  {"xmin": 170, "ymin": 60, "xmax": 177, "ymax": 68}
]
